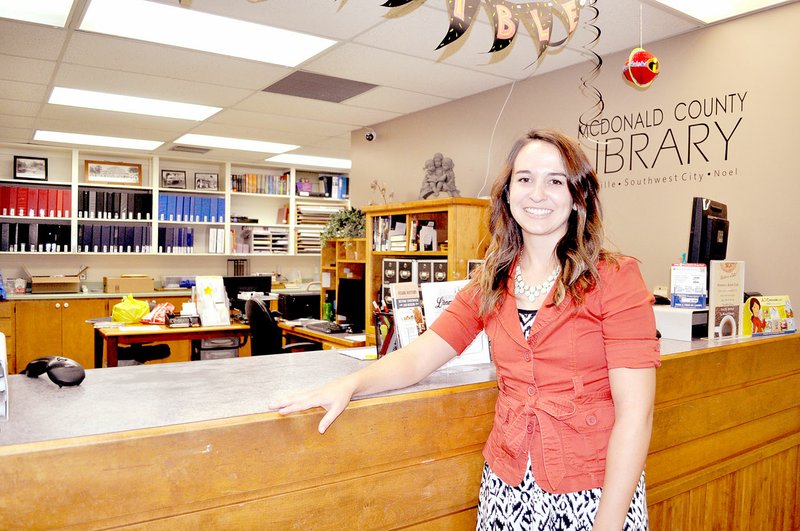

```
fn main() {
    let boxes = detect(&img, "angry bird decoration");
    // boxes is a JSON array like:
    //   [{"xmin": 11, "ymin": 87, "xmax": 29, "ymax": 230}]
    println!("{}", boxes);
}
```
[{"xmin": 623, "ymin": 47, "xmax": 660, "ymax": 88}]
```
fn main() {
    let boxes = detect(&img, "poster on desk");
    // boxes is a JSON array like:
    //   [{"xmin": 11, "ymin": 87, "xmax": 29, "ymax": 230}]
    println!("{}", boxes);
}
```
[
  {"xmin": 195, "ymin": 276, "xmax": 230, "ymax": 326},
  {"xmin": 743, "ymin": 295, "xmax": 796, "ymax": 337},
  {"xmin": 420, "ymin": 280, "xmax": 490, "ymax": 367},
  {"xmin": 708, "ymin": 260, "xmax": 745, "ymax": 339}
]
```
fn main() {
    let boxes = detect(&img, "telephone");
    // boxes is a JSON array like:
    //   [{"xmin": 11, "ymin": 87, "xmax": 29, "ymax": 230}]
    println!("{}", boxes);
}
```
[{"xmin": 22, "ymin": 356, "xmax": 86, "ymax": 387}]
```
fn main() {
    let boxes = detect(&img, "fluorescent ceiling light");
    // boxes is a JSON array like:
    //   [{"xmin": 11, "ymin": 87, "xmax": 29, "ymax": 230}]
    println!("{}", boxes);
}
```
[
  {"xmin": 266, "ymin": 154, "xmax": 352, "ymax": 170},
  {"xmin": 80, "ymin": 0, "xmax": 336, "ymax": 67},
  {"xmin": 34, "ymin": 130, "xmax": 163, "ymax": 150},
  {"xmin": 0, "ymin": 0, "xmax": 74, "ymax": 27},
  {"xmin": 175, "ymin": 134, "xmax": 298, "ymax": 154},
  {"xmin": 49, "ymin": 87, "xmax": 221, "ymax": 121},
  {"xmin": 649, "ymin": 0, "xmax": 793, "ymax": 23}
]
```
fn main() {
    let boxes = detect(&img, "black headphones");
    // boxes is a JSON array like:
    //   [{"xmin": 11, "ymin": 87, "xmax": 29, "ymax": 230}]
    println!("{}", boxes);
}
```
[{"xmin": 22, "ymin": 356, "xmax": 86, "ymax": 387}]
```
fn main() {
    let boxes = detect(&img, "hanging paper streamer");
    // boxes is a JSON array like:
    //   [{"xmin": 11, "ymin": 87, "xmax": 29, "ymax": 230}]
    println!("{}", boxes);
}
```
[
  {"xmin": 623, "ymin": 47, "xmax": 660, "ymax": 88},
  {"xmin": 576, "ymin": 0, "xmax": 605, "ymax": 138},
  {"xmin": 437, "ymin": 0, "xmax": 482, "ymax": 50},
  {"xmin": 375, "ymin": 0, "xmax": 584, "ymax": 56}
]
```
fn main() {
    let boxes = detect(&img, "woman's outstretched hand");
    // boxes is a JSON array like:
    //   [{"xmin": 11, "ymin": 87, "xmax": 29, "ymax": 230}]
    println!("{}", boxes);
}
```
[{"xmin": 268, "ymin": 377, "xmax": 357, "ymax": 434}]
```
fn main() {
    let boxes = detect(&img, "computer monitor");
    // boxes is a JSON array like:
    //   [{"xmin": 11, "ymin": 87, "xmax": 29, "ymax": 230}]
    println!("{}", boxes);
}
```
[
  {"xmin": 687, "ymin": 197, "xmax": 729, "ymax": 267},
  {"xmin": 222, "ymin": 275, "xmax": 272, "ymax": 312},
  {"xmin": 336, "ymin": 278, "xmax": 365, "ymax": 333}
]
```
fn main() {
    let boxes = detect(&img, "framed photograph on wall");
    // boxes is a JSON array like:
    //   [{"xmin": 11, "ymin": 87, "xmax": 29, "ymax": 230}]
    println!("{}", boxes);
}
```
[
  {"xmin": 84, "ymin": 160, "xmax": 142, "ymax": 185},
  {"xmin": 161, "ymin": 170, "xmax": 187, "ymax": 189},
  {"xmin": 194, "ymin": 172, "xmax": 219, "ymax": 191},
  {"xmin": 14, "ymin": 156, "xmax": 48, "ymax": 181}
]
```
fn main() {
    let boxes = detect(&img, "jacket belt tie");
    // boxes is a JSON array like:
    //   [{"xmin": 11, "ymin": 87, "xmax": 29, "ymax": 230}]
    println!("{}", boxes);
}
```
[{"xmin": 500, "ymin": 393, "xmax": 578, "ymax": 489}]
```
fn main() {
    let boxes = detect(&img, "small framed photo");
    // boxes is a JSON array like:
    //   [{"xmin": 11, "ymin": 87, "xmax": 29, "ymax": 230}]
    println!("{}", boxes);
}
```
[
  {"xmin": 14, "ymin": 156, "xmax": 48, "ymax": 181},
  {"xmin": 161, "ymin": 170, "xmax": 187, "ymax": 189},
  {"xmin": 194, "ymin": 172, "xmax": 219, "ymax": 191},
  {"xmin": 85, "ymin": 160, "xmax": 142, "ymax": 185}
]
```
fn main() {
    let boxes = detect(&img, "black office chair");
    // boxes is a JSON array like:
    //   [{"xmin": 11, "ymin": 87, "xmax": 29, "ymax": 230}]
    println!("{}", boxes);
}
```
[
  {"xmin": 245, "ymin": 298, "xmax": 317, "ymax": 355},
  {"xmin": 116, "ymin": 344, "xmax": 171, "ymax": 365}
]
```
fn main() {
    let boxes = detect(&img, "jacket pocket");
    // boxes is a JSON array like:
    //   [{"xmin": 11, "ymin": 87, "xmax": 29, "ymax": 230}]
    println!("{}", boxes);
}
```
[{"xmin": 561, "ymin": 403, "xmax": 615, "ymax": 473}]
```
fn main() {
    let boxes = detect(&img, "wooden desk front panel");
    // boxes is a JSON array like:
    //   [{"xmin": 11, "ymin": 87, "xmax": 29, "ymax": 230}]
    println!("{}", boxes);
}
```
[
  {"xmin": 0, "ymin": 384, "xmax": 497, "ymax": 529},
  {"xmin": 647, "ymin": 336, "xmax": 800, "ymax": 529}
]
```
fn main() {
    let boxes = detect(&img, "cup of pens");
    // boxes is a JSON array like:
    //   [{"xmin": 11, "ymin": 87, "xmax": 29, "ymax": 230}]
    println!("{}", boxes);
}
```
[{"xmin": 372, "ymin": 311, "xmax": 395, "ymax": 358}]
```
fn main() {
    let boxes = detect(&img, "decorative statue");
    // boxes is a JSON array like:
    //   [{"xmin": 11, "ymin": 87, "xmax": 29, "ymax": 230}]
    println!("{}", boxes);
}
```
[{"xmin": 419, "ymin": 153, "xmax": 460, "ymax": 199}]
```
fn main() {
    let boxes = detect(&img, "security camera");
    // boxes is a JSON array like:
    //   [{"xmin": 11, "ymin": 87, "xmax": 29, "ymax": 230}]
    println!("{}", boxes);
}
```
[{"xmin": 365, "ymin": 129, "xmax": 377, "ymax": 142}]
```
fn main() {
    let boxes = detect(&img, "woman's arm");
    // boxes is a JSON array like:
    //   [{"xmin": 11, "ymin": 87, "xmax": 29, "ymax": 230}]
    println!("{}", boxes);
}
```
[
  {"xmin": 592, "ymin": 367, "xmax": 656, "ymax": 531},
  {"xmin": 268, "ymin": 329, "xmax": 458, "ymax": 433}
]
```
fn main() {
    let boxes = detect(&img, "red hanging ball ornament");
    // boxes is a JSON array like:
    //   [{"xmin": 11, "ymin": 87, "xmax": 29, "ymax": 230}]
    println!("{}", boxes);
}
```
[{"xmin": 623, "ymin": 47, "xmax": 660, "ymax": 88}]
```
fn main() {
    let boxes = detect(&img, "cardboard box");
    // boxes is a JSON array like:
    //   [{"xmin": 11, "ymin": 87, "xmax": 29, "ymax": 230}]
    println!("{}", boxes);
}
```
[
  {"xmin": 104, "ymin": 275, "xmax": 154, "ymax": 294},
  {"xmin": 653, "ymin": 306, "xmax": 709, "ymax": 341},
  {"xmin": 24, "ymin": 266, "xmax": 86, "ymax": 294}
]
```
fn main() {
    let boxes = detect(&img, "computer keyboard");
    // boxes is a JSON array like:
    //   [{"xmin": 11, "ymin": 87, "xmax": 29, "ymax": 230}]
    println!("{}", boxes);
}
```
[{"xmin": 305, "ymin": 322, "xmax": 344, "ymax": 334}]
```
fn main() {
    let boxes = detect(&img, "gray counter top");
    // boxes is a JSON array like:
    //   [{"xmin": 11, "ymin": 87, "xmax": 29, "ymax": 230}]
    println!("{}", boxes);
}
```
[
  {"xmin": 0, "ymin": 333, "xmax": 783, "ymax": 448},
  {"xmin": 0, "ymin": 351, "xmax": 495, "ymax": 447}
]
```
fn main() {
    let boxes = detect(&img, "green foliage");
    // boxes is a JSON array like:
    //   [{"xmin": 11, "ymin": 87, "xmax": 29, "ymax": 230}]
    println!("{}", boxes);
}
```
[{"xmin": 320, "ymin": 207, "xmax": 366, "ymax": 244}]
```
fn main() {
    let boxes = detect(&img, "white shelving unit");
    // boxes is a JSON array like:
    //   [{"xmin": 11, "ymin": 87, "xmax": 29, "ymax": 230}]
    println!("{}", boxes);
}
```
[{"xmin": 0, "ymin": 143, "xmax": 350, "ymax": 257}]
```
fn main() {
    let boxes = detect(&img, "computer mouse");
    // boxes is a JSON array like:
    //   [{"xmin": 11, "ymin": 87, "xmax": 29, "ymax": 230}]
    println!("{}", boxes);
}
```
[{"xmin": 22, "ymin": 356, "xmax": 86, "ymax": 387}]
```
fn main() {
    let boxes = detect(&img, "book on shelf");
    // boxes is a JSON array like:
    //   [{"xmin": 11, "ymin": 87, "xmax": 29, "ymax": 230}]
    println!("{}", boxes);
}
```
[
  {"xmin": 388, "ymin": 282, "xmax": 426, "ymax": 348},
  {"xmin": 420, "ymin": 280, "xmax": 490, "ymax": 367}
]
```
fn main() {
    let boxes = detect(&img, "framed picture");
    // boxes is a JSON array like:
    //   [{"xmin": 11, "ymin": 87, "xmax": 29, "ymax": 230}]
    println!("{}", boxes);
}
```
[
  {"xmin": 14, "ymin": 156, "xmax": 48, "ymax": 181},
  {"xmin": 84, "ymin": 160, "xmax": 142, "ymax": 185},
  {"xmin": 194, "ymin": 172, "xmax": 219, "ymax": 191},
  {"xmin": 161, "ymin": 170, "xmax": 187, "ymax": 189}
]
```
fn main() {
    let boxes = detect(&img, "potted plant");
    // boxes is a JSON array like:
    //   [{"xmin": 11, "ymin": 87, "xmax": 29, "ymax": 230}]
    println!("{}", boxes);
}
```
[{"xmin": 320, "ymin": 207, "xmax": 366, "ymax": 244}]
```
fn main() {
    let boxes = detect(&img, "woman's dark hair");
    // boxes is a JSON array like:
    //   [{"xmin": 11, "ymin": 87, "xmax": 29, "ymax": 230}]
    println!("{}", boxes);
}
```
[{"xmin": 473, "ymin": 128, "xmax": 615, "ymax": 316}]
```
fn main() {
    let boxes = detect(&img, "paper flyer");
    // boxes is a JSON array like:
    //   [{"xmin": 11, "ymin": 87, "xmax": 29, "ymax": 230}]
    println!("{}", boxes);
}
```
[
  {"xmin": 743, "ymin": 295, "xmax": 796, "ymax": 336},
  {"xmin": 708, "ymin": 260, "xmax": 745, "ymax": 339}
]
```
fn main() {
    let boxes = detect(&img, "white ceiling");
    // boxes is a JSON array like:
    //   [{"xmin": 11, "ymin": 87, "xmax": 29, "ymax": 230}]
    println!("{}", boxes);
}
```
[{"xmin": 0, "ymin": 0, "xmax": 704, "ymax": 167}]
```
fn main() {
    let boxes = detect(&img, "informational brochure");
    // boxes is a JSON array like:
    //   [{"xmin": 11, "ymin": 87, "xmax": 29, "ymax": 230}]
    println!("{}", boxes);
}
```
[
  {"xmin": 708, "ymin": 260, "xmax": 745, "ymax": 339},
  {"xmin": 742, "ymin": 295, "xmax": 796, "ymax": 337},
  {"xmin": 670, "ymin": 263, "xmax": 707, "ymax": 308},
  {"xmin": 420, "ymin": 280, "xmax": 490, "ymax": 367},
  {"xmin": 388, "ymin": 282, "xmax": 426, "ymax": 348}
]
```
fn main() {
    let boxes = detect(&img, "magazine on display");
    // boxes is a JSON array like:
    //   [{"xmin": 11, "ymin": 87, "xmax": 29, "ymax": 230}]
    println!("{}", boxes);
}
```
[
  {"xmin": 388, "ymin": 282, "xmax": 426, "ymax": 348},
  {"xmin": 420, "ymin": 279, "xmax": 490, "ymax": 367}
]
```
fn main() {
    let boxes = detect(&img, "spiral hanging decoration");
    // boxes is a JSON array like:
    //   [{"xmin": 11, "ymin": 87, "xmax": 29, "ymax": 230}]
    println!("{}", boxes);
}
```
[{"xmin": 576, "ymin": 0, "xmax": 605, "ymax": 140}]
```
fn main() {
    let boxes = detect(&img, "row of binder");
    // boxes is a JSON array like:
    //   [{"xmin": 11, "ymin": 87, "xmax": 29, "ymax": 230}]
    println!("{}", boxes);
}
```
[
  {"xmin": 1, "ymin": 222, "xmax": 71, "ymax": 252},
  {"xmin": 0, "ymin": 185, "xmax": 71, "ymax": 218},
  {"xmin": 78, "ymin": 190, "xmax": 152, "ymax": 220},
  {"xmin": 158, "ymin": 193, "xmax": 225, "ymax": 223},
  {"xmin": 77, "ymin": 224, "xmax": 152, "ymax": 253}
]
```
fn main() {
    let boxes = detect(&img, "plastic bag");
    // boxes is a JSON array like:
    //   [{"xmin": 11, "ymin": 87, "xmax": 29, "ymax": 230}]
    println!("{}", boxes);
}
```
[
  {"xmin": 140, "ymin": 302, "xmax": 175, "ymax": 325},
  {"xmin": 111, "ymin": 294, "xmax": 150, "ymax": 323}
]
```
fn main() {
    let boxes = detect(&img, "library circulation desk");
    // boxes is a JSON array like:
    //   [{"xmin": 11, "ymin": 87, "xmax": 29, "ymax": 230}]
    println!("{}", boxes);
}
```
[{"xmin": 0, "ymin": 334, "xmax": 798, "ymax": 529}]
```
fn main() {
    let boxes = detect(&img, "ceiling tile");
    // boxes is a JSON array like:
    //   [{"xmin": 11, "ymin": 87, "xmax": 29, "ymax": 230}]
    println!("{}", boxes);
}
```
[
  {"xmin": 39, "ymin": 104, "xmax": 198, "ymax": 133},
  {"xmin": 235, "ymin": 92, "xmax": 401, "ymax": 126},
  {"xmin": 169, "ymin": 0, "xmax": 390, "ymax": 40},
  {"xmin": 303, "ymin": 43, "xmax": 511, "ymax": 99},
  {"xmin": 63, "ymin": 32, "xmax": 290, "ymax": 90},
  {"xmin": 344, "ymin": 86, "xmax": 449, "ymax": 115},
  {"xmin": 0, "ymin": 20, "xmax": 68, "ymax": 60},
  {"xmin": 210, "ymin": 108, "xmax": 358, "ymax": 137},
  {"xmin": 0, "ymin": 99, "xmax": 40, "ymax": 117},
  {"xmin": 0, "ymin": 114, "xmax": 35, "ymax": 129},
  {"xmin": 0, "ymin": 55, "xmax": 56, "ymax": 85},
  {"xmin": 53, "ymin": 63, "xmax": 252, "ymax": 107},
  {"xmin": 0, "ymin": 79, "xmax": 48, "ymax": 103}
]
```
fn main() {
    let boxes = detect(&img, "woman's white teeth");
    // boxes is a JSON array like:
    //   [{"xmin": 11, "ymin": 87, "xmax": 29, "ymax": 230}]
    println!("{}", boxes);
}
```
[{"xmin": 524, "ymin": 208, "xmax": 551, "ymax": 215}]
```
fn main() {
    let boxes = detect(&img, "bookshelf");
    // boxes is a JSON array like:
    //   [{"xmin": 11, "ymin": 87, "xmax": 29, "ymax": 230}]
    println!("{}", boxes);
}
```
[
  {"xmin": 0, "ymin": 143, "xmax": 349, "ymax": 257},
  {"xmin": 362, "ymin": 198, "xmax": 490, "ymax": 340}
]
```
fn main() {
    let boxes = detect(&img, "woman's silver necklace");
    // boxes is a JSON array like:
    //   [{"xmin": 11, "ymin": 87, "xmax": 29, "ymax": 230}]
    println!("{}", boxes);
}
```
[{"xmin": 514, "ymin": 265, "xmax": 560, "ymax": 302}]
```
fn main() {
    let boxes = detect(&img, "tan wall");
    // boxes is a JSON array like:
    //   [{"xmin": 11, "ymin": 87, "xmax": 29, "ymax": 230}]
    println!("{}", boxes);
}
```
[{"xmin": 349, "ymin": 4, "xmax": 800, "ymax": 304}]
